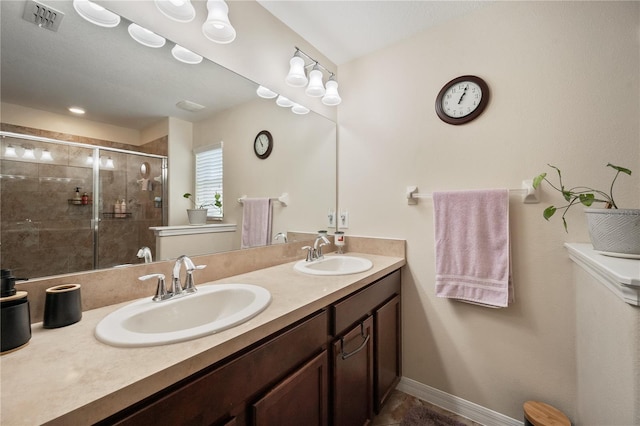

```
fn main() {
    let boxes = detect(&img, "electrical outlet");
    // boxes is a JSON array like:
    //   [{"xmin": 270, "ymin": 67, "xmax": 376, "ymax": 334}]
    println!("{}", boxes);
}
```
[
  {"xmin": 327, "ymin": 209, "xmax": 336, "ymax": 228},
  {"xmin": 339, "ymin": 210, "xmax": 349, "ymax": 229}
]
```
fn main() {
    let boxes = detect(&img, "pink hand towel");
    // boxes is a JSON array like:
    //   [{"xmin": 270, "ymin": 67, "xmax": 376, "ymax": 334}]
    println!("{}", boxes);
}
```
[
  {"xmin": 433, "ymin": 189, "xmax": 513, "ymax": 308},
  {"xmin": 241, "ymin": 198, "xmax": 272, "ymax": 249}
]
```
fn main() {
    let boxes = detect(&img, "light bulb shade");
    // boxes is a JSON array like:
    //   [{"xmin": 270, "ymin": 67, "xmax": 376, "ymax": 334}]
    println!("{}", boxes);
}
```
[
  {"xmin": 291, "ymin": 103, "xmax": 310, "ymax": 115},
  {"xmin": 305, "ymin": 66, "xmax": 325, "ymax": 97},
  {"xmin": 202, "ymin": 0, "xmax": 236, "ymax": 44},
  {"xmin": 23, "ymin": 148, "xmax": 35, "ymax": 160},
  {"xmin": 73, "ymin": 0, "xmax": 121, "ymax": 28},
  {"xmin": 128, "ymin": 23, "xmax": 166, "ymax": 48},
  {"xmin": 322, "ymin": 79, "xmax": 342, "ymax": 106},
  {"xmin": 285, "ymin": 55, "xmax": 308, "ymax": 87},
  {"xmin": 104, "ymin": 157, "xmax": 115, "ymax": 169},
  {"xmin": 171, "ymin": 44, "xmax": 203, "ymax": 64},
  {"xmin": 86, "ymin": 154, "xmax": 94, "ymax": 165},
  {"xmin": 5, "ymin": 145, "xmax": 17, "ymax": 158},
  {"xmin": 256, "ymin": 86, "xmax": 277, "ymax": 99},
  {"xmin": 40, "ymin": 149, "xmax": 53, "ymax": 161},
  {"xmin": 276, "ymin": 95, "xmax": 294, "ymax": 108},
  {"xmin": 154, "ymin": 0, "xmax": 195, "ymax": 23}
]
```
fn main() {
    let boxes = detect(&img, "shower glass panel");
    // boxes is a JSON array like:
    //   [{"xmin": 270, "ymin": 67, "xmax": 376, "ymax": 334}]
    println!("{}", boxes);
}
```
[{"xmin": 0, "ymin": 132, "xmax": 167, "ymax": 279}]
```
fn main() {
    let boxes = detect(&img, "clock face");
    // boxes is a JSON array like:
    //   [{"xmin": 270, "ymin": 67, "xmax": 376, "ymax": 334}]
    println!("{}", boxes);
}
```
[
  {"xmin": 435, "ymin": 75, "xmax": 489, "ymax": 125},
  {"xmin": 254, "ymin": 130, "xmax": 273, "ymax": 159}
]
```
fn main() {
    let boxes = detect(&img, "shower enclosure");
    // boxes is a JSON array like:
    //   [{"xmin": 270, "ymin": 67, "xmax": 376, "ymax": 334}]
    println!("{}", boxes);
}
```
[{"xmin": 0, "ymin": 132, "xmax": 167, "ymax": 279}]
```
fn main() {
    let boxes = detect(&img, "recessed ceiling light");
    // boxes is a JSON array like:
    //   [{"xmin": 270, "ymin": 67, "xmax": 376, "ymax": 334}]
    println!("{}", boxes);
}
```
[
  {"xmin": 171, "ymin": 44, "xmax": 203, "ymax": 64},
  {"xmin": 128, "ymin": 23, "xmax": 166, "ymax": 48},
  {"xmin": 69, "ymin": 106, "xmax": 85, "ymax": 114},
  {"xmin": 176, "ymin": 100, "xmax": 205, "ymax": 112},
  {"xmin": 73, "ymin": 0, "xmax": 120, "ymax": 28}
]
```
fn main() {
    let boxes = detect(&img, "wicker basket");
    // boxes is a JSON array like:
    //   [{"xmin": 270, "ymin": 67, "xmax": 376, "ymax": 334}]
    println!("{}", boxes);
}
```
[{"xmin": 584, "ymin": 208, "xmax": 640, "ymax": 257}]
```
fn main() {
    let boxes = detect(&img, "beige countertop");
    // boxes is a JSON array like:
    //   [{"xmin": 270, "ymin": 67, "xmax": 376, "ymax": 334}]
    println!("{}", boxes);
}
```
[{"xmin": 0, "ymin": 253, "xmax": 405, "ymax": 425}]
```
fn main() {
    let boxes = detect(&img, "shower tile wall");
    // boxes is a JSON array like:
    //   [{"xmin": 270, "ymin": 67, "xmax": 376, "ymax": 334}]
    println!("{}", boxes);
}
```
[{"xmin": 0, "ymin": 125, "xmax": 166, "ymax": 279}]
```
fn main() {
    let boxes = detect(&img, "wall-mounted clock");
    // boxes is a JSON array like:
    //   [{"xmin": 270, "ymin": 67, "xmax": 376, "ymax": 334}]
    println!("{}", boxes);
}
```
[
  {"xmin": 435, "ymin": 75, "xmax": 489, "ymax": 125},
  {"xmin": 254, "ymin": 130, "xmax": 273, "ymax": 159}
]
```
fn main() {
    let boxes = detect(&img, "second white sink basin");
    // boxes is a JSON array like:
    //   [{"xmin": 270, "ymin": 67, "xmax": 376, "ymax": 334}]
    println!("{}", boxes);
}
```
[
  {"xmin": 95, "ymin": 284, "xmax": 271, "ymax": 347},
  {"xmin": 294, "ymin": 255, "xmax": 373, "ymax": 276}
]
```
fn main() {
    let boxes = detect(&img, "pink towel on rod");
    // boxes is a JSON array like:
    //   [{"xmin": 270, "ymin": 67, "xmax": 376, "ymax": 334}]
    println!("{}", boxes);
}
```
[
  {"xmin": 433, "ymin": 189, "xmax": 513, "ymax": 308},
  {"xmin": 241, "ymin": 198, "xmax": 272, "ymax": 249}
]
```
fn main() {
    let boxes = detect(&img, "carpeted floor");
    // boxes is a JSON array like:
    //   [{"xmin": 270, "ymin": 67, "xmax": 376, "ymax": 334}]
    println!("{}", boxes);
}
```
[{"xmin": 373, "ymin": 390, "xmax": 482, "ymax": 426}]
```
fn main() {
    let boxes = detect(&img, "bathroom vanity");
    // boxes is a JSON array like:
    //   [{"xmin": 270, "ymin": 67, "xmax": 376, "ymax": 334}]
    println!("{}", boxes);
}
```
[{"xmin": 0, "ymin": 250, "xmax": 405, "ymax": 425}]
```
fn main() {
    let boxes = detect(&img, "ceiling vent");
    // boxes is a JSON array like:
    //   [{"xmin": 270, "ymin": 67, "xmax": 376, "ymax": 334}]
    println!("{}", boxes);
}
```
[{"xmin": 22, "ymin": 0, "xmax": 64, "ymax": 32}]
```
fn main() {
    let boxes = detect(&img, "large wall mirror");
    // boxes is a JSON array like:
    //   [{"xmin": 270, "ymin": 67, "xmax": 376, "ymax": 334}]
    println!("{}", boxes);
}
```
[{"xmin": 0, "ymin": 0, "xmax": 336, "ymax": 279}]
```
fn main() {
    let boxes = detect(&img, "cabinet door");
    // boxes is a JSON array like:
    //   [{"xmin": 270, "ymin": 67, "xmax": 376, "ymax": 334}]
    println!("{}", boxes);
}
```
[
  {"xmin": 252, "ymin": 351, "xmax": 328, "ymax": 426},
  {"xmin": 332, "ymin": 316, "xmax": 374, "ymax": 426},
  {"xmin": 374, "ymin": 295, "xmax": 401, "ymax": 413}
]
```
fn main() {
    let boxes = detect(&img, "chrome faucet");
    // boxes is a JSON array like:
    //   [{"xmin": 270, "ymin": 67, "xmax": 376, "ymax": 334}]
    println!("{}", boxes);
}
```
[
  {"xmin": 138, "ymin": 255, "xmax": 206, "ymax": 302},
  {"xmin": 301, "ymin": 234, "xmax": 331, "ymax": 262},
  {"xmin": 274, "ymin": 232, "xmax": 288, "ymax": 243},
  {"xmin": 136, "ymin": 246, "xmax": 153, "ymax": 263}
]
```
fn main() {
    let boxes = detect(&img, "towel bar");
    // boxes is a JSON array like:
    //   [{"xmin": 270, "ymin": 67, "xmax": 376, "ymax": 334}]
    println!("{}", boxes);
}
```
[
  {"xmin": 238, "ymin": 193, "xmax": 289, "ymax": 206},
  {"xmin": 406, "ymin": 180, "xmax": 539, "ymax": 205}
]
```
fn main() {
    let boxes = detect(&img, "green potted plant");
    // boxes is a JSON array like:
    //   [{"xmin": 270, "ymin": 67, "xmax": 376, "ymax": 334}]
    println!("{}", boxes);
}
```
[
  {"xmin": 533, "ymin": 163, "xmax": 639, "ymax": 257},
  {"xmin": 183, "ymin": 192, "xmax": 222, "ymax": 225}
]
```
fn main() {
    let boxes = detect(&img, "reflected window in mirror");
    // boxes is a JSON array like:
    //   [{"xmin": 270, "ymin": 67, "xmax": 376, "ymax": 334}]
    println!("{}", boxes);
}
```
[{"xmin": 194, "ymin": 142, "xmax": 223, "ymax": 219}]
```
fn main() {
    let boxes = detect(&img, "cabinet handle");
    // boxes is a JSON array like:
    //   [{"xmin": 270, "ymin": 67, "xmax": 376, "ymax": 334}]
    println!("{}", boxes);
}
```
[{"xmin": 340, "ymin": 323, "xmax": 370, "ymax": 360}]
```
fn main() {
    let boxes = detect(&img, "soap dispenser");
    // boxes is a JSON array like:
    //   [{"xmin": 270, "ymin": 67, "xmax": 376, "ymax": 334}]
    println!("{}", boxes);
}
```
[
  {"xmin": 73, "ymin": 187, "xmax": 82, "ymax": 205},
  {"xmin": 0, "ymin": 269, "xmax": 31, "ymax": 354}
]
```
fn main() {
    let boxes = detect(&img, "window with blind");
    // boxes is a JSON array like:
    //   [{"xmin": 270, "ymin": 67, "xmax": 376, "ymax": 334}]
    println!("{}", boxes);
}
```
[{"xmin": 194, "ymin": 142, "xmax": 223, "ymax": 218}]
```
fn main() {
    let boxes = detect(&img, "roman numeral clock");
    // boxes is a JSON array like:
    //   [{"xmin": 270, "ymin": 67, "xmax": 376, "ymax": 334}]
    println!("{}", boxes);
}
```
[{"xmin": 435, "ymin": 75, "xmax": 489, "ymax": 125}]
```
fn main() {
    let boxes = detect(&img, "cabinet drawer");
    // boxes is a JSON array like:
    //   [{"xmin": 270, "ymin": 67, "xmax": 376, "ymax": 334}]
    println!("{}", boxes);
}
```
[
  {"xmin": 106, "ymin": 310, "xmax": 328, "ymax": 425},
  {"xmin": 332, "ymin": 270, "xmax": 400, "ymax": 336}
]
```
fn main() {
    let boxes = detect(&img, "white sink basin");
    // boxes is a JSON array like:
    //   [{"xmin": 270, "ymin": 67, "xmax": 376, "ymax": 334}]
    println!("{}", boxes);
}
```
[
  {"xmin": 294, "ymin": 255, "xmax": 373, "ymax": 276},
  {"xmin": 95, "ymin": 284, "xmax": 271, "ymax": 347}
]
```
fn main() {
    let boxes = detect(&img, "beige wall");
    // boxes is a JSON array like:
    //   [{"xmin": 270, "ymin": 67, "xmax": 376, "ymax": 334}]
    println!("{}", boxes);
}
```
[
  {"xmin": 338, "ymin": 1, "xmax": 639, "ymax": 420},
  {"xmin": 193, "ymin": 99, "xmax": 336, "ymax": 249}
]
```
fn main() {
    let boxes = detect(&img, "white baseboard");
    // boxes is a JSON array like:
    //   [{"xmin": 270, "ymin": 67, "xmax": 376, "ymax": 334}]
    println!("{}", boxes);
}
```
[{"xmin": 396, "ymin": 377, "xmax": 524, "ymax": 426}]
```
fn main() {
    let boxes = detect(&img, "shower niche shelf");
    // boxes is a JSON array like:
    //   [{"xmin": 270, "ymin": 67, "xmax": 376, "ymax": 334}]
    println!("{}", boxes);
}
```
[
  {"xmin": 102, "ymin": 212, "xmax": 132, "ymax": 219},
  {"xmin": 68, "ymin": 199, "xmax": 92, "ymax": 205}
]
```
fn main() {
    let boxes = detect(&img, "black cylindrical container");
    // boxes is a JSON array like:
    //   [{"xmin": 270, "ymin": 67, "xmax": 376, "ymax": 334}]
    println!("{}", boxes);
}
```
[
  {"xmin": 43, "ymin": 284, "xmax": 82, "ymax": 328},
  {"xmin": 1, "ymin": 295, "xmax": 32, "ymax": 353}
]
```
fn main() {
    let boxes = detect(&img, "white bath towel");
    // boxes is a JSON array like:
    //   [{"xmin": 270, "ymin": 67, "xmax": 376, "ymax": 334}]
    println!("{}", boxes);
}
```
[
  {"xmin": 241, "ymin": 198, "xmax": 272, "ymax": 249},
  {"xmin": 433, "ymin": 189, "xmax": 513, "ymax": 308}
]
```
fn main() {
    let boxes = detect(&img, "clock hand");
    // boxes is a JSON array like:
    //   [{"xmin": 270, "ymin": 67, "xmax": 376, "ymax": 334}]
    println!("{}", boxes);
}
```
[{"xmin": 457, "ymin": 85, "xmax": 468, "ymax": 104}]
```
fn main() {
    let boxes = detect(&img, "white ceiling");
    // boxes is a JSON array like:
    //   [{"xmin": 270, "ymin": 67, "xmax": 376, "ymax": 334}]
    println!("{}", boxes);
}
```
[{"xmin": 256, "ymin": 1, "xmax": 490, "ymax": 65}]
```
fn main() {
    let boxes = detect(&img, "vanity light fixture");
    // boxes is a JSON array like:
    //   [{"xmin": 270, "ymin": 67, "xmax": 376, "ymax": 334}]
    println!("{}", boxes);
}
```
[
  {"xmin": 171, "ymin": 44, "xmax": 203, "ymax": 64},
  {"xmin": 154, "ymin": 0, "xmax": 195, "ymax": 23},
  {"xmin": 291, "ymin": 103, "xmax": 310, "ymax": 115},
  {"xmin": 86, "ymin": 154, "xmax": 94, "ymax": 165},
  {"xmin": 73, "ymin": 0, "xmax": 120, "ymax": 28},
  {"xmin": 4, "ymin": 145, "xmax": 18, "ymax": 158},
  {"xmin": 275, "ymin": 95, "xmax": 294, "ymax": 108},
  {"xmin": 256, "ymin": 86, "xmax": 278, "ymax": 99},
  {"xmin": 285, "ymin": 47, "xmax": 341, "ymax": 106},
  {"xmin": 285, "ymin": 51, "xmax": 308, "ymax": 87},
  {"xmin": 22, "ymin": 147, "xmax": 36, "ymax": 160},
  {"xmin": 322, "ymin": 75, "xmax": 342, "ymax": 106},
  {"xmin": 128, "ymin": 23, "xmax": 166, "ymax": 48},
  {"xmin": 104, "ymin": 156, "xmax": 115, "ymax": 169},
  {"xmin": 202, "ymin": 0, "xmax": 236, "ymax": 44},
  {"xmin": 40, "ymin": 149, "xmax": 53, "ymax": 161},
  {"xmin": 305, "ymin": 64, "xmax": 325, "ymax": 97}
]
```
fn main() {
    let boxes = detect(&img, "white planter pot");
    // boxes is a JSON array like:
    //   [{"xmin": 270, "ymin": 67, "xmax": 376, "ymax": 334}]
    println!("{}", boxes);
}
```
[
  {"xmin": 186, "ymin": 209, "xmax": 208, "ymax": 225},
  {"xmin": 584, "ymin": 208, "xmax": 640, "ymax": 258}
]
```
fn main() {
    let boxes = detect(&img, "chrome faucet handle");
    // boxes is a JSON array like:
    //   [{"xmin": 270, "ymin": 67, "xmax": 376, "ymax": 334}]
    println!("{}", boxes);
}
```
[
  {"xmin": 139, "ymin": 273, "xmax": 170, "ymax": 302},
  {"xmin": 183, "ymin": 265, "xmax": 206, "ymax": 294},
  {"xmin": 301, "ymin": 246, "xmax": 315, "ymax": 262}
]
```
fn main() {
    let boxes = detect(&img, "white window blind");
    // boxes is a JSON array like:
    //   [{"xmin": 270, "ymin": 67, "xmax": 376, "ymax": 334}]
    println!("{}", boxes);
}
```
[{"xmin": 194, "ymin": 142, "xmax": 223, "ymax": 218}]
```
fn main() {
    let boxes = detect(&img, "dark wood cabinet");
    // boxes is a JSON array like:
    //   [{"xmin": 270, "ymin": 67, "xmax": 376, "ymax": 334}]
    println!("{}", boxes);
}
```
[
  {"xmin": 332, "ymin": 316, "xmax": 374, "ymax": 426},
  {"xmin": 253, "ymin": 351, "xmax": 328, "ymax": 426},
  {"xmin": 96, "ymin": 269, "xmax": 401, "ymax": 426},
  {"xmin": 374, "ymin": 295, "xmax": 401, "ymax": 412}
]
